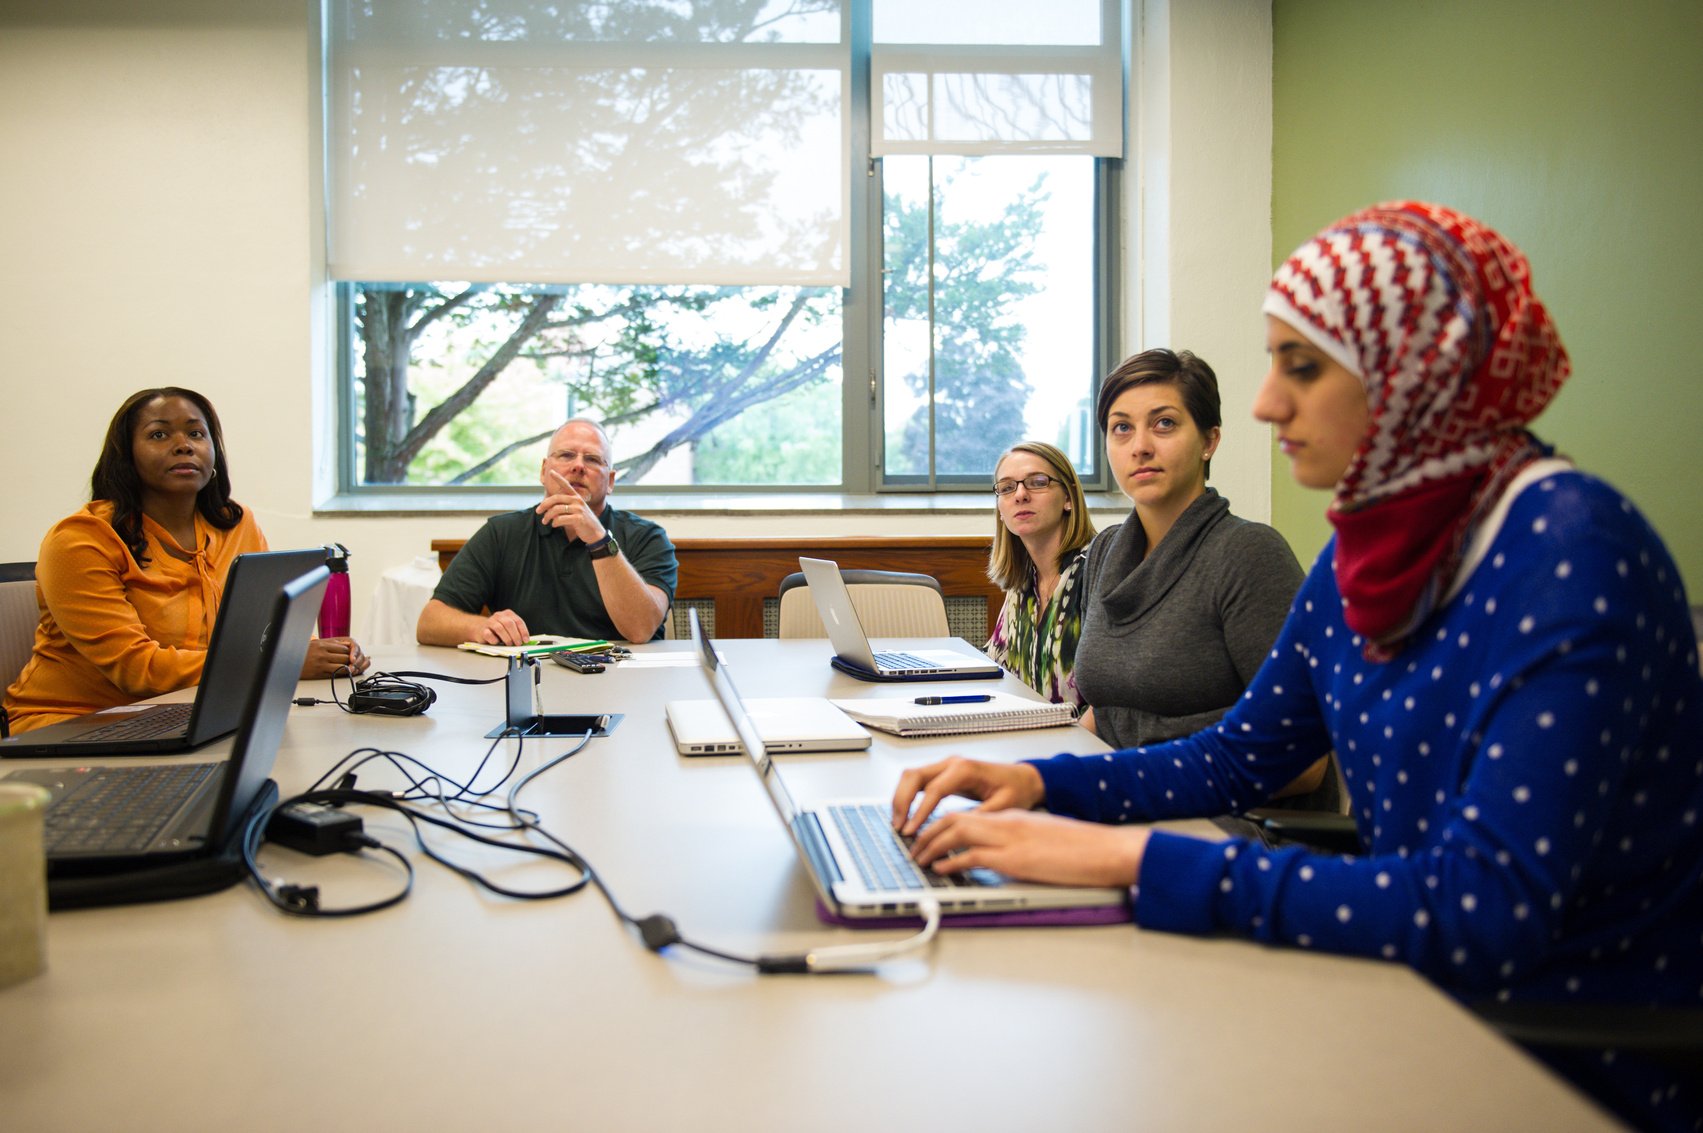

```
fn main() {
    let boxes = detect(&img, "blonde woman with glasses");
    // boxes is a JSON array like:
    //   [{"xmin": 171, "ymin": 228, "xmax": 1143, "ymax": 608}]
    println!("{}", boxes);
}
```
[{"xmin": 984, "ymin": 442, "xmax": 1096, "ymax": 705}]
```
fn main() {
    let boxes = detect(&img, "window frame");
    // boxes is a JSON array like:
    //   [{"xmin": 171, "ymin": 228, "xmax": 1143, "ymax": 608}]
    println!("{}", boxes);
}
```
[
  {"xmin": 327, "ymin": 3, "xmax": 1120, "ymax": 504},
  {"xmin": 867, "ymin": 152, "xmax": 1118, "ymax": 493}
]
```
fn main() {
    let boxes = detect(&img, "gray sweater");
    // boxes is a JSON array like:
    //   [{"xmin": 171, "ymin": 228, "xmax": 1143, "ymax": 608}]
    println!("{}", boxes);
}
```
[{"xmin": 1074, "ymin": 489, "xmax": 1304, "ymax": 749}]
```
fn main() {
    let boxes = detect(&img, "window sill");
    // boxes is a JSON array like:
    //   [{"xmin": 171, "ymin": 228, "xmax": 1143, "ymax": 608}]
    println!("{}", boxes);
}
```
[{"xmin": 315, "ymin": 489, "xmax": 1132, "ymax": 519}]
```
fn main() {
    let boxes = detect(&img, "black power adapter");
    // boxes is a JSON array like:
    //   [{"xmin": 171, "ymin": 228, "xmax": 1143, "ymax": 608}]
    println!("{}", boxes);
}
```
[
  {"xmin": 267, "ymin": 802, "xmax": 366, "ymax": 855},
  {"xmin": 346, "ymin": 676, "xmax": 436, "ymax": 716},
  {"xmin": 349, "ymin": 687, "xmax": 426, "ymax": 714}
]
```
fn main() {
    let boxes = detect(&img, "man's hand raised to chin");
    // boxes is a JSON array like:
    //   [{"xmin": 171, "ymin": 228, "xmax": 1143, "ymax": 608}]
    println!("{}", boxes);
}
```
[{"xmin": 536, "ymin": 468, "xmax": 607, "ymax": 545}]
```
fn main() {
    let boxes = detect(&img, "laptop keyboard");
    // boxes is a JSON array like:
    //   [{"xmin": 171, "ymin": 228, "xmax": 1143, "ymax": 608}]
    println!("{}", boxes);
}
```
[
  {"xmin": 40, "ymin": 762, "xmax": 217, "ymax": 854},
  {"xmin": 828, "ymin": 803, "xmax": 977, "ymax": 893},
  {"xmin": 872, "ymin": 651, "xmax": 939, "ymax": 671},
  {"xmin": 67, "ymin": 702, "xmax": 196, "ymax": 744}
]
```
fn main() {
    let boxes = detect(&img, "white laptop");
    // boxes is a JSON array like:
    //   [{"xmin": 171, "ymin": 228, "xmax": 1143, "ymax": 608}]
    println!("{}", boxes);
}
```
[
  {"xmin": 665, "ymin": 697, "xmax": 870, "ymax": 756},
  {"xmin": 797, "ymin": 557, "xmax": 1001, "ymax": 683},
  {"xmin": 689, "ymin": 609, "xmax": 1126, "ymax": 919}
]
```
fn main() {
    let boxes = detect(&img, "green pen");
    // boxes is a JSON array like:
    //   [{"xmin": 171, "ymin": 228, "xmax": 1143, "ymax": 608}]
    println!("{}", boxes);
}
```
[{"xmin": 518, "ymin": 638, "xmax": 609, "ymax": 656}]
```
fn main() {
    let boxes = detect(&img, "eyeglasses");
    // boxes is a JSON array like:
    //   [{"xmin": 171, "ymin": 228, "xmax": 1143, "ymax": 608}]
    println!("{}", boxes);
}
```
[
  {"xmin": 993, "ymin": 473, "xmax": 1057, "ymax": 497},
  {"xmin": 548, "ymin": 448, "xmax": 608, "ymax": 469}
]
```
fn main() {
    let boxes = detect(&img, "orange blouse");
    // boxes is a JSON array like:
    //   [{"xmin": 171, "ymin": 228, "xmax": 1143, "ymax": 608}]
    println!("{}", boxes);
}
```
[{"xmin": 2, "ymin": 501, "xmax": 268, "ymax": 733}]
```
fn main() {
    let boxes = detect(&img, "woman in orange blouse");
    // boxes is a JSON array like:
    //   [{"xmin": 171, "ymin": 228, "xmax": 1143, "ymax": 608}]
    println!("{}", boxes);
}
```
[{"xmin": 3, "ymin": 387, "xmax": 368, "ymax": 733}]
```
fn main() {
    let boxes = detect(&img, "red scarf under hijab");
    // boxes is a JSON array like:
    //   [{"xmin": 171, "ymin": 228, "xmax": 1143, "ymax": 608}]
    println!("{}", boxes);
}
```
[{"xmin": 1262, "ymin": 202, "xmax": 1571, "ymax": 660}]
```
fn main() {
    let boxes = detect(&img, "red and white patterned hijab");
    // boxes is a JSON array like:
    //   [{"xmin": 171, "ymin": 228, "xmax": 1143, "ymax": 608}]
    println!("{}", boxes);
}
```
[{"xmin": 1263, "ymin": 201, "xmax": 1571, "ymax": 659}]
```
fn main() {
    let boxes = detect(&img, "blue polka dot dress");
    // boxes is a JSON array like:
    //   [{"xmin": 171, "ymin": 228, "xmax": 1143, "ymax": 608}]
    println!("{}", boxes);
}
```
[{"xmin": 1030, "ymin": 471, "xmax": 1703, "ymax": 1128}]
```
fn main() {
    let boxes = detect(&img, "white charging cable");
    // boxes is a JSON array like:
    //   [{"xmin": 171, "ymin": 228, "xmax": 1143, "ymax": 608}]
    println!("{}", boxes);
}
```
[{"xmin": 790, "ymin": 897, "xmax": 942, "ymax": 973}]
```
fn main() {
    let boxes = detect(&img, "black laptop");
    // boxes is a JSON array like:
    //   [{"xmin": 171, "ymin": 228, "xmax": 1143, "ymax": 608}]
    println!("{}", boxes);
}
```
[
  {"xmin": 0, "ymin": 565, "xmax": 326, "ymax": 870},
  {"xmin": 0, "ymin": 548, "xmax": 327, "ymax": 758}
]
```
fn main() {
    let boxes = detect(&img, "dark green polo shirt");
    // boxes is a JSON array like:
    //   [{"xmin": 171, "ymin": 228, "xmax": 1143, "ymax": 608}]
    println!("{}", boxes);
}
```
[{"xmin": 431, "ymin": 505, "xmax": 677, "ymax": 642}]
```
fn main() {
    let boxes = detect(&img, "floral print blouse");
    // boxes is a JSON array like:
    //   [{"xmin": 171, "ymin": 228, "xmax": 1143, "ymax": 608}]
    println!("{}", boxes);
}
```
[{"xmin": 984, "ymin": 548, "xmax": 1088, "ymax": 707}]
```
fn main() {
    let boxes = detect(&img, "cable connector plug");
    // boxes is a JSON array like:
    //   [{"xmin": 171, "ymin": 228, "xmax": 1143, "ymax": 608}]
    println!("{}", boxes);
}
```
[
  {"xmin": 636, "ymin": 914, "xmax": 682, "ymax": 952},
  {"xmin": 755, "ymin": 954, "xmax": 813, "ymax": 975},
  {"xmin": 275, "ymin": 883, "xmax": 320, "ymax": 911}
]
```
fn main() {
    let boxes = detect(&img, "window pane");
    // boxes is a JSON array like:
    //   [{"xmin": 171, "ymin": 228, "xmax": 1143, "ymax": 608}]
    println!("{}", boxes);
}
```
[
  {"xmin": 881, "ymin": 71, "xmax": 1100, "ymax": 148},
  {"xmin": 349, "ymin": 282, "xmax": 842, "ymax": 488},
  {"xmin": 881, "ymin": 155, "xmax": 1097, "ymax": 486},
  {"xmin": 329, "ymin": 1, "xmax": 849, "ymax": 284},
  {"xmin": 875, "ymin": 0, "xmax": 1102, "ymax": 46},
  {"xmin": 870, "ymin": 0, "xmax": 1122, "ymax": 157}
]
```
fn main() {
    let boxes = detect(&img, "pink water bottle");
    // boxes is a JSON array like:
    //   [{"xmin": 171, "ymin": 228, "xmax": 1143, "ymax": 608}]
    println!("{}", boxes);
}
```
[{"xmin": 317, "ymin": 543, "xmax": 351, "ymax": 638}]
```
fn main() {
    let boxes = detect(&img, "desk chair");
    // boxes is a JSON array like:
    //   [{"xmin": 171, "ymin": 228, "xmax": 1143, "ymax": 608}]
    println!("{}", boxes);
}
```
[
  {"xmin": 776, "ymin": 569, "xmax": 950, "ymax": 639},
  {"xmin": 1470, "ymin": 1000, "xmax": 1703, "ymax": 1083},
  {"xmin": 0, "ymin": 561, "xmax": 39, "ymax": 739},
  {"xmin": 1694, "ymin": 606, "xmax": 1702, "ymax": 674}
]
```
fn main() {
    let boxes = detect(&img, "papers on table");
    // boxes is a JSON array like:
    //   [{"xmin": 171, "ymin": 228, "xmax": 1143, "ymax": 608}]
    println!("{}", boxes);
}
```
[
  {"xmin": 457, "ymin": 635, "xmax": 610, "ymax": 658},
  {"xmin": 615, "ymin": 652, "xmax": 700, "ymax": 668}
]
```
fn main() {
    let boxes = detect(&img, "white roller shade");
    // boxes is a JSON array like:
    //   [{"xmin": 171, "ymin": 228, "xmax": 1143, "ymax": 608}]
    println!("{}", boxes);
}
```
[
  {"xmin": 872, "ymin": 0, "xmax": 1122, "ymax": 157},
  {"xmin": 327, "ymin": 1, "xmax": 848, "ymax": 286}
]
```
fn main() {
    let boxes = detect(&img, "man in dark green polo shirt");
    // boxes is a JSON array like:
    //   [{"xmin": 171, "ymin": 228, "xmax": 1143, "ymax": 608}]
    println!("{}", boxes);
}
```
[{"xmin": 416, "ymin": 419, "xmax": 678, "ymax": 645}]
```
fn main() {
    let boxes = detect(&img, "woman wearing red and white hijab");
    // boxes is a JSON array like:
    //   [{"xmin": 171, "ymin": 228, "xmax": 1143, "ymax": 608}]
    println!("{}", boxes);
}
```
[{"xmin": 892, "ymin": 203, "xmax": 1702, "ymax": 1131}]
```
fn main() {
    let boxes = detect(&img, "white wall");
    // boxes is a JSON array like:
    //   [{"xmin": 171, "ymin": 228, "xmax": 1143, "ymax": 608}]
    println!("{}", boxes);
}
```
[
  {"xmin": 0, "ymin": 0, "xmax": 1273, "ymax": 637},
  {"xmin": 1130, "ymin": 0, "xmax": 1274, "ymax": 519}
]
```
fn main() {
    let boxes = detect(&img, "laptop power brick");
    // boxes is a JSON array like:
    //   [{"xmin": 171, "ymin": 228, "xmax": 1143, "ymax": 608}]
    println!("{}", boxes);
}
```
[
  {"xmin": 348, "ymin": 687, "xmax": 431, "ymax": 715},
  {"xmin": 267, "ymin": 802, "xmax": 366, "ymax": 855}
]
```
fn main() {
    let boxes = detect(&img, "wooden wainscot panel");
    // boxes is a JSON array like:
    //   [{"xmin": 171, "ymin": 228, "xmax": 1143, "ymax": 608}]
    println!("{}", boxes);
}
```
[{"xmin": 431, "ymin": 535, "xmax": 1001, "ymax": 639}]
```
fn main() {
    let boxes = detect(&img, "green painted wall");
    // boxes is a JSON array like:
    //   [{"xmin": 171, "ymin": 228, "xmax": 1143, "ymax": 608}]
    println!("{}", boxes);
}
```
[{"xmin": 1269, "ymin": 0, "xmax": 1703, "ymax": 594}]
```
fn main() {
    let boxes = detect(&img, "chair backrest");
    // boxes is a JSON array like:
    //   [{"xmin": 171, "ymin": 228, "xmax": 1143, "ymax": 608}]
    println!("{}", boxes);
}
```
[
  {"xmin": 776, "ymin": 568, "xmax": 949, "ymax": 639},
  {"xmin": 1, "ymin": 562, "xmax": 40, "ymax": 736}
]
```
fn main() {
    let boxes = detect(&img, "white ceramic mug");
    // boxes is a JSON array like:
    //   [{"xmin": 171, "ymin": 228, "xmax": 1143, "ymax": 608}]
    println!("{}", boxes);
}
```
[{"xmin": 0, "ymin": 781, "xmax": 51, "ymax": 989}]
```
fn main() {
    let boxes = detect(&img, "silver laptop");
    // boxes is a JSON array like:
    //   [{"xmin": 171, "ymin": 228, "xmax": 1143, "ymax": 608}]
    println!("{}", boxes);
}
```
[
  {"xmin": 2, "ymin": 565, "xmax": 326, "ymax": 870},
  {"xmin": 665, "ymin": 696, "xmax": 870, "ymax": 756},
  {"xmin": 1, "ymin": 547, "xmax": 328, "ymax": 758},
  {"xmin": 689, "ymin": 609, "xmax": 1125, "ymax": 919},
  {"xmin": 797, "ymin": 557, "xmax": 1001, "ymax": 682}
]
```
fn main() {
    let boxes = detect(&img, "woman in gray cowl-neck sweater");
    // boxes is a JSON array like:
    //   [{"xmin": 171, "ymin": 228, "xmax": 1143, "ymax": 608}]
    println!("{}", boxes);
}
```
[{"xmin": 1073, "ymin": 349, "xmax": 1328, "ymax": 802}]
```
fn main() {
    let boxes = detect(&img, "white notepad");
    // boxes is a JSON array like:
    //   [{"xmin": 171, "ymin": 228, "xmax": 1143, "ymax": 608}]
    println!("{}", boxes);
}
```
[{"xmin": 829, "ymin": 692, "xmax": 1078, "ymax": 737}]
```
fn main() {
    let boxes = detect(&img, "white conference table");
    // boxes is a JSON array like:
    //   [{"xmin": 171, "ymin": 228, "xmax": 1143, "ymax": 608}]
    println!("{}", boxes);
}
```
[{"xmin": 1, "ymin": 639, "xmax": 1614, "ymax": 1131}]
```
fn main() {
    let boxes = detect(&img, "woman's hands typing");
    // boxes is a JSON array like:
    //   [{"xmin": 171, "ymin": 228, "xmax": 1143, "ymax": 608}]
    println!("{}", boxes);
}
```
[{"xmin": 891, "ymin": 755, "xmax": 1147, "ymax": 890}]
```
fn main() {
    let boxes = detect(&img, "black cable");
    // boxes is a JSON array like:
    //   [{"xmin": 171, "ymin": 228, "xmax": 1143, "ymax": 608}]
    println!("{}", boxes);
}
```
[
  {"xmin": 497, "ymin": 734, "xmax": 783, "ymax": 969},
  {"xmin": 294, "ymin": 785, "xmax": 591, "ymax": 900},
  {"xmin": 241, "ymin": 796, "xmax": 414, "ymax": 917},
  {"xmin": 248, "ymin": 731, "xmax": 935, "ymax": 972},
  {"xmin": 304, "ymin": 732, "xmax": 532, "ymax": 815},
  {"xmin": 381, "ymin": 669, "xmax": 511, "ymax": 685},
  {"xmin": 499, "ymin": 748, "xmax": 943, "ymax": 972},
  {"xmin": 291, "ymin": 667, "xmax": 509, "ymax": 715},
  {"xmin": 245, "ymin": 727, "xmax": 594, "ymax": 907}
]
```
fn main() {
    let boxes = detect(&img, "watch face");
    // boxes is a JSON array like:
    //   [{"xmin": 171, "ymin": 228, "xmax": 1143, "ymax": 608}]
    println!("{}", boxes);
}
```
[{"xmin": 591, "ymin": 535, "xmax": 619, "ymax": 559}]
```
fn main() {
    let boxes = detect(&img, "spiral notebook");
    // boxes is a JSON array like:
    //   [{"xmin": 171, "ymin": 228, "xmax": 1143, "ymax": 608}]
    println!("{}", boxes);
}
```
[{"xmin": 829, "ymin": 691, "xmax": 1078, "ymax": 737}]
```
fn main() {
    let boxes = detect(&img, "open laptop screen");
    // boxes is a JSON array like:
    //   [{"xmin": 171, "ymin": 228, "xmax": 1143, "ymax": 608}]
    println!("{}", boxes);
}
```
[
  {"xmin": 206, "ymin": 565, "xmax": 327, "ymax": 845},
  {"xmin": 690, "ymin": 609, "xmax": 802, "ymax": 829}
]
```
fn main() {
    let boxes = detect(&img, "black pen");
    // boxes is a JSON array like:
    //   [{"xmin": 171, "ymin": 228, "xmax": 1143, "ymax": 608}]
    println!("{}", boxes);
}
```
[{"xmin": 914, "ymin": 694, "xmax": 993, "ymax": 705}]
